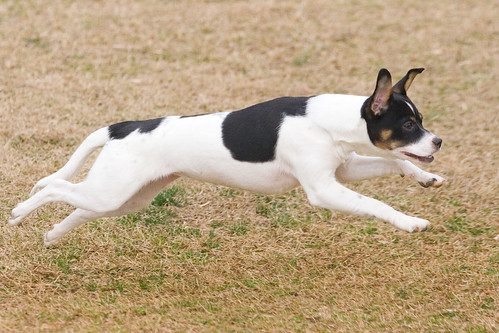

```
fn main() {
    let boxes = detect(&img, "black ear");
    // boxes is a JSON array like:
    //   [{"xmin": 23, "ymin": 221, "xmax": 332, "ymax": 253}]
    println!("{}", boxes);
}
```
[
  {"xmin": 370, "ymin": 68, "xmax": 393, "ymax": 116},
  {"xmin": 392, "ymin": 68, "xmax": 424, "ymax": 95}
]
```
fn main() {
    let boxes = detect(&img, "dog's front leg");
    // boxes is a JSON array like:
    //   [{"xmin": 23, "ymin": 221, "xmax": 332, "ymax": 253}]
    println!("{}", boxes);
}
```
[
  {"xmin": 297, "ymin": 163, "xmax": 429, "ymax": 232},
  {"xmin": 396, "ymin": 159, "xmax": 446, "ymax": 188},
  {"xmin": 336, "ymin": 153, "xmax": 445, "ymax": 187}
]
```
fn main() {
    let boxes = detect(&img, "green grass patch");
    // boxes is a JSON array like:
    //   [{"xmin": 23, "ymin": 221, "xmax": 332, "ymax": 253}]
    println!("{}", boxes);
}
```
[
  {"xmin": 180, "ymin": 250, "xmax": 210, "ymax": 264},
  {"xmin": 134, "ymin": 306, "xmax": 147, "ymax": 316},
  {"xmin": 138, "ymin": 273, "xmax": 165, "ymax": 291},
  {"xmin": 256, "ymin": 195, "xmax": 306, "ymax": 229},
  {"xmin": 292, "ymin": 52, "xmax": 310, "ymax": 66},
  {"xmin": 489, "ymin": 252, "xmax": 499, "ymax": 265},
  {"xmin": 52, "ymin": 247, "xmax": 82, "ymax": 274},
  {"xmin": 104, "ymin": 280, "xmax": 125, "ymax": 293},
  {"xmin": 446, "ymin": 214, "xmax": 469, "ymax": 232},
  {"xmin": 480, "ymin": 296, "xmax": 494, "ymax": 310},
  {"xmin": 118, "ymin": 206, "xmax": 177, "ymax": 227},
  {"xmin": 445, "ymin": 214, "xmax": 493, "ymax": 235},
  {"xmin": 242, "ymin": 279, "xmax": 259, "ymax": 289},
  {"xmin": 429, "ymin": 309, "xmax": 460, "ymax": 325},
  {"xmin": 466, "ymin": 325, "xmax": 489, "ymax": 333},
  {"xmin": 152, "ymin": 186, "xmax": 187, "ymax": 207},
  {"xmin": 219, "ymin": 188, "xmax": 240, "ymax": 198},
  {"xmin": 361, "ymin": 221, "xmax": 378, "ymax": 235},
  {"xmin": 395, "ymin": 288, "xmax": 409, "ymax": 300},
  {"xmin": 203, "ymin": 230, "xmax": 221, "ymax": 250},
  {"xmin": 210, "ymin": 220, "xmax": 225, "ymax": 229},
  {"xmin": 86, "ymin": 282, "xmax": 98, "ymax": 292},
  {"xmin": 228, "ymin": 220, "xmax": 249, "ymax": 236},
  {"xmin": 272, "ymin": 212, "xmax": 300, "ymax": 228},
  {"xmin": 168, "ymin": 226, "xmax": 201, "ymax": 238},
  {"xmin": 24, "ymin": 36, "xmax": 50, "ymax": 49}
]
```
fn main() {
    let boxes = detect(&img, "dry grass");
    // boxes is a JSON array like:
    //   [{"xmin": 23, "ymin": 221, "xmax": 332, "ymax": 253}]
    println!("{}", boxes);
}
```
[{"xmin": 0, "ymin": 0, "xmax": 498, "ymax": 331}]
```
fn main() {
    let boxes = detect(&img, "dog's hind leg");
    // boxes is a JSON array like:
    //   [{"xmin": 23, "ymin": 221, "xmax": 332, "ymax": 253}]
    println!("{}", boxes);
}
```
[
  {"xmin": 43, "ymin": 209, "xmax": 104, "ymax": 246},
  {"xmin": 336, "ymin": 153, "xmax": 446, "ymax": 187},
  {"xmin": 43, "ymin": 175, "xmax": 178, "ymax": 245},
  {"xmin": 9, "ymin": 179, "xmax": 127, "ymax": 225},
  {"xmin": 30, "ymin": 127, "xmax": 110, "ymax": 196},
  {"xmin": 10, "ymin": 148, "xmax": 172, "ymax": 226}
]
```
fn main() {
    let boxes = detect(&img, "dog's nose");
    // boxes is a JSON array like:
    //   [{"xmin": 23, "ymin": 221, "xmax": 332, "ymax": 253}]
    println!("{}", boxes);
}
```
[{"xmin": 432, "ymin": 137, "xmax": 442, "ymax": 149}]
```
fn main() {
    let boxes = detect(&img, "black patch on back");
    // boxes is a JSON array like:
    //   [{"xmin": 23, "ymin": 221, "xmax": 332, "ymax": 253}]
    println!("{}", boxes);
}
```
[
  {"xmin": 361, "ymin": 93, "xmax": 425, "ymax": 149},
  {"xmin": 108, "ymin": 117, "xmax": 164, "ymax": 140},
  {"xmin": 222, "ymin": 96, "xmax": 310, "ymax": 162}
]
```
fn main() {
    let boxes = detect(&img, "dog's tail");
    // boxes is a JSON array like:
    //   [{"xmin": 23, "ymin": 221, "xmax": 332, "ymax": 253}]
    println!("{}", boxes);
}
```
[{"xmin": 29, "ymin": 127, "xmax": 110, "ymax": 196}]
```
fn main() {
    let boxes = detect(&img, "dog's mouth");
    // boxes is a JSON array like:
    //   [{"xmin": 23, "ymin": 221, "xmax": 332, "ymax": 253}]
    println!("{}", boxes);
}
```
[{"xmin": 402, "ymin": 151, "xmax": 434, "ymax": 163}]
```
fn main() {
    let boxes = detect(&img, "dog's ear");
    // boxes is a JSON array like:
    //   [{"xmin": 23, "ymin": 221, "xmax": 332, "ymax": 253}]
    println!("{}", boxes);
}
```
[
  {"xmin": 370, "ymin": 68, "xmax": 393, "ymax": 116},
  {"xmin": 392, "ymin": 68, "xmax": 424, "ymax": 95}
]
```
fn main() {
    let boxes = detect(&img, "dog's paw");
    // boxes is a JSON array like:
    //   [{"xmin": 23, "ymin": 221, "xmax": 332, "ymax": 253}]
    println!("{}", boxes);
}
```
[
  {"xmin": 417, "ymin": 172, "xmax": 446, "ymax": 188},
  {"xmin": 394, "ymin": 216, "xmax": 430, "ymax": 232},
  {"xmin": 7, "ymin": 215, "xmax": 23, "ymax": 226},
  {"xmin": 7, "ymin": 205, "xmax": 25, "ymax": 226},
  {"xmin": 44, "ymin": 231, "xmax": 61, "ymax": 247}
]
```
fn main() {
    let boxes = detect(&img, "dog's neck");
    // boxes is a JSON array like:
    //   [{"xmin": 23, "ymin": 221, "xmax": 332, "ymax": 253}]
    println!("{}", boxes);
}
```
[{"xmin": 307, "ymin": 94, "xmax": 392, "ymax": 159}]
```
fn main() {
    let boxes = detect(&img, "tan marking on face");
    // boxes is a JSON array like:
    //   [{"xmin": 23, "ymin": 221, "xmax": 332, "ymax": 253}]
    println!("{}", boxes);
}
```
[
  {"xmin": 374, "ymin": 138, "xmax": 403, "ymax": 150},
  {"xmin": 374, "ymin": 139, "xmax": 390, "ymax": 149},
  {"xmin": 389, "ymin": 140, "xmax": 404, "ymax": 149},
  {"xmin": 374, "ymin": 129, "xmax": 402, "ymax": 150},
  {"xmin": 381, "ymin": 129, "xmax": 392, "ymax": 141}
]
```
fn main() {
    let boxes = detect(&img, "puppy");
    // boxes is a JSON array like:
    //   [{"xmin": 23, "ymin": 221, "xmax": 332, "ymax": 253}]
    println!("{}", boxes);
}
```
[{"xmin": 9, "ymin": 68, "xmax": 445, "ymax": 245}]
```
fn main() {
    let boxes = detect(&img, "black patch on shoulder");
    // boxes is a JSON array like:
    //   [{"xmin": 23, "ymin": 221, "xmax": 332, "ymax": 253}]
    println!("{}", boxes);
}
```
[
  {"xmin": 222, "ymin": 96, "xmax": 310, "ymax": 162},
  {"xmin": 108, "ymin": 117, "xmax": 164, "ymax": 140}
]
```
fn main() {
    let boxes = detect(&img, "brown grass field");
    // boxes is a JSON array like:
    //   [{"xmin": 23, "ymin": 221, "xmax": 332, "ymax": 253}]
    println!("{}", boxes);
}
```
[{"xmin": 0, "ymin": 0, "xmax": 497, "ymax": 331}]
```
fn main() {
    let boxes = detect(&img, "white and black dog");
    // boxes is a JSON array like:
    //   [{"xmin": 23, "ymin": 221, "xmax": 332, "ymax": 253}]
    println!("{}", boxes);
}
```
[{"xmin": 9, "ymin": 68, "xmax": 445, "ymax": 245}]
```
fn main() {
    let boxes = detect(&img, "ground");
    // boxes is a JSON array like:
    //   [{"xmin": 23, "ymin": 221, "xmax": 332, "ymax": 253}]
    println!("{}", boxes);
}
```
[{"xmin": 0, "ymin": 0, "xmax": 497, "ymax": 332}]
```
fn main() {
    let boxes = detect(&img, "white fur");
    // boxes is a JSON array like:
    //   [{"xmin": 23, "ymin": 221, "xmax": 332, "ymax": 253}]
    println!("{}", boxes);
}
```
[
  {"xmin": 404, "ymin": 100, "xmax": 416, "ymax": 115},
  {"xmin": 8, "ymin": 94, "xmax": 445, "ymax": 245},
  {"xmin": 392, "ymin": 131, "xmax": 439, "ymax": 159}
]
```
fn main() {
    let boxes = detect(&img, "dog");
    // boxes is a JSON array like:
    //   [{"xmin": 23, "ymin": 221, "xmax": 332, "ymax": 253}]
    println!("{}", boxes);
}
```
[{"xmin": 9, "ymin": 68, "xmax": 445, "ymax": 245}]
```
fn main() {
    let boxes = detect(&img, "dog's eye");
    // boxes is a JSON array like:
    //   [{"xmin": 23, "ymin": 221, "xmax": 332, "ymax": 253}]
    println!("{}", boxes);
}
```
[{"xmin": 403, "ymin": 120, "xmax": 415, "ymax": 131}]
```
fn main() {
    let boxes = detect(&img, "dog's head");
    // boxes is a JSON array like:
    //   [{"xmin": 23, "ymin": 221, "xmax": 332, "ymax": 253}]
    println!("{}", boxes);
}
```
[{"xmin": 361, "ymin": 68, "xmax": 442, "ymax": 163}]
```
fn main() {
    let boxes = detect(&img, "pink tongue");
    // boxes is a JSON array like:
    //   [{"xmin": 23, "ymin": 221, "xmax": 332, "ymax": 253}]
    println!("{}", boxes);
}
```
[
  {"xmin": 420, "ymin": 155, "xmax": 434, "ymax": 163},
  {"xmin": 403, "ymin": 152, "xmax": 434, "ymax": 163}
]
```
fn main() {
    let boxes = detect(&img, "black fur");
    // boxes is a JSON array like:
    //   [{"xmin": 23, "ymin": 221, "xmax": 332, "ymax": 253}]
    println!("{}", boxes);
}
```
[
  {"xmin": 108, "ymin": 117, "xmax": 164, "ymax": 140},
  {"xmin": 222, "ymin": 96, "xmax": 310, "ymax": 162},
  {"xmin": 361, "ymin": 93, "xmax": 425, "ymax": 149}
]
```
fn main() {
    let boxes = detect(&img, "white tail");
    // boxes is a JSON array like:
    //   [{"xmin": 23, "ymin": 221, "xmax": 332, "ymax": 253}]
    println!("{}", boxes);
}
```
[{"xmin": 29, "ymin": 127, "xmax": 110, "ymax": 196}]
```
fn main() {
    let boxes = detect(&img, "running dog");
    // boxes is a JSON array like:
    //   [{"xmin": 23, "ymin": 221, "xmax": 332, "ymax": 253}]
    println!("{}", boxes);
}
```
[{"xmin": 9, "ymin": 68, "xmax": 445, "ymax": 245}]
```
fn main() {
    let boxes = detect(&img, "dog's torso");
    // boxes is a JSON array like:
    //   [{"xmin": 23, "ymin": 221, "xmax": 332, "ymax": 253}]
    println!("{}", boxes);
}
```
[{"xmin": 103, "ymin": 94, "xmax": 373, "ymax": 194}]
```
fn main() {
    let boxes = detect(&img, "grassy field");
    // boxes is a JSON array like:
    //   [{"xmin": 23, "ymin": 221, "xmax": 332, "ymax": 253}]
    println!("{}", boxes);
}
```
[{"xmin": 0, "ymin": 0, "xmax": 497, "ymax": 331}]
